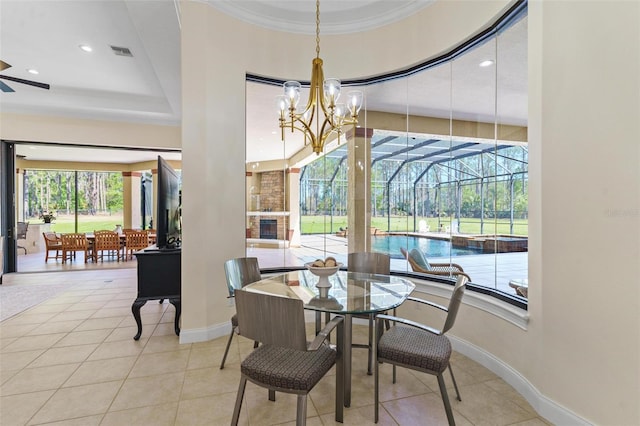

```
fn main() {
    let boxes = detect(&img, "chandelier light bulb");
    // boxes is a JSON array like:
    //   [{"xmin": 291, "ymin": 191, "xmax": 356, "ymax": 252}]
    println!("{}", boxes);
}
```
[
  {"xmin": 334, "ymin": 103, "xmax": 346, "ymax": 125},
  {"xmin": 346, "ymin": 90, "xmax": 363, "ymax": 116},
  {"xmin": 283, "ymin": 81, "xmax": 301, "ymax": 109},
  {"xmin": 323, "ymin": 78, "xmax": 341, "ymax": 105},
  {"xmin": 275, "ymin": 95, "xmax": 287, "ymax": 116}
]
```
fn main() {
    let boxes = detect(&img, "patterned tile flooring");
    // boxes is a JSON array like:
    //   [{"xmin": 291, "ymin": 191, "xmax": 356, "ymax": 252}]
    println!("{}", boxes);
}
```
[{"xmin": 0, "ymin": 268, "xmax": 545, "ymax": 425}]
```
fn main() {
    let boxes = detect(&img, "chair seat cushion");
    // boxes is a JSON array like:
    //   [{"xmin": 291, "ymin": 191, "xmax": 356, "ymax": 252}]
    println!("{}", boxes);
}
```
[
  {"xmin": 409, "ymin": 248, "xmax": 431, "ymax": 270},
  {"xmin": 241, "ymin": 344, "xmax": 336, "ymax": 392},
  {"xmin": 378, "ymin": 326, "xmax": 451, "ymax": 374}
]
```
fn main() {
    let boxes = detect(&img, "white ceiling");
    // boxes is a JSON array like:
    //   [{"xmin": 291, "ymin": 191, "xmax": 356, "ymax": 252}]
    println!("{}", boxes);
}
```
[{"xmin": 0, "ymin": 1, "xmax": 526, "ymax": 165}]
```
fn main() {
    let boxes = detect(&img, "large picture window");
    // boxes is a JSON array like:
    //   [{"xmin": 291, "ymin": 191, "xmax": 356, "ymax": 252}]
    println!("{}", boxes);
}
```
[
  {"xmin": 22, "ymin": 169, "xmax": 124, "ymax": 234},
  {"xmin": 245, "ymin": 7, "xmax": 528, "ymax": 305}
]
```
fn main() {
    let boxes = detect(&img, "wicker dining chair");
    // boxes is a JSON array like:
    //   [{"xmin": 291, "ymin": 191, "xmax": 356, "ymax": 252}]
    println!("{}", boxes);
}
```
[
  {"xmin": 61, "ymin": 233, "xmax": 90, "ymax": 263},
  {"xmin": 93, "ymin": 230, "xmax": 121, "ymax": 262},
  {"xmin": 220, "ymin": 257, "xmax": 262, "ymax": 369},
  {"xmin": 347, "ymin": 252, "xmax": 391, "ymax": 376},
  {"xmin": 231, "ymin": 289, "xmax": 344, "ymax": 426},
  {"xmin": 374, "ymin": 274, "xmax": 469, "ymax": 425}
]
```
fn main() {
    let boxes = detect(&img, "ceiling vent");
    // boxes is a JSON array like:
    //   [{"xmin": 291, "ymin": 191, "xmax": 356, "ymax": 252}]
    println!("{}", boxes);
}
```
[{"xmin": 110, "ymin": 45, "xmax": 133, "ymax": 57}]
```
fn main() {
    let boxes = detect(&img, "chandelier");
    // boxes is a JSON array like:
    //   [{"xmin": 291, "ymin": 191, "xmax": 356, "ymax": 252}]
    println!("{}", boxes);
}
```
[{"xmin": 276, "ymin": 0, "xmax": 363, "ymax": 155}]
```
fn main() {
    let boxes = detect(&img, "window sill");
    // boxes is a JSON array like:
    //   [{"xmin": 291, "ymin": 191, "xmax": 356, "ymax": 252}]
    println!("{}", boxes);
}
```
[{"xmin": 407, "ymin": 276, "xmax": 530, "ymax": 330}]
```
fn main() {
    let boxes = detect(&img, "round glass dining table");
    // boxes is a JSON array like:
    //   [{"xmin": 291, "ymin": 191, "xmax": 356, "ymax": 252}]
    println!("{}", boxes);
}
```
[{"xmin": 243, "ymin": 269, "xmax": 416, "ymax": 407}]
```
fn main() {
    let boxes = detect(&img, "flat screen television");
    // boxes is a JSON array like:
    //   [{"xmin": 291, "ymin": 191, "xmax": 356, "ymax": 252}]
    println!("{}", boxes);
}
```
[{"xmin": 156, "ymin": 156, "xmax": 181, "ymax": 249}]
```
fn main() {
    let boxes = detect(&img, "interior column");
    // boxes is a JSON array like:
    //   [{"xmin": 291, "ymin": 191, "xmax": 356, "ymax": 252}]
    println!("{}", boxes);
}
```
[
  {"xmin": 347, "ymin": 128, "xmax": 373, "ymax": 253},
  {"xmin": 122, "ymin": 171, "xmax": 142, "ymax": 229},
  {"xmin": 286, "ymin": 167, "xmax": 301, "ymax": 248}
]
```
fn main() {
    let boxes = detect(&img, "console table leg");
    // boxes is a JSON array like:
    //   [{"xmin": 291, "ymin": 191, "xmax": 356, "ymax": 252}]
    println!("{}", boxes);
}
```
[
  {"xmin": 132, "ymin": 299, "xmax": 147, "ymax": 340},
  {"xmin": 169, "ymin": 298, "xmax": 181, "ymax": 336}
]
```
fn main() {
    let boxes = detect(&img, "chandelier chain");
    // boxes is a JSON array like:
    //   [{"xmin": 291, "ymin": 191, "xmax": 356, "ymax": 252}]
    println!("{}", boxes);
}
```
[{"xmin": 315, "ymin": 0, "xmax": 320, "ymax": 58}]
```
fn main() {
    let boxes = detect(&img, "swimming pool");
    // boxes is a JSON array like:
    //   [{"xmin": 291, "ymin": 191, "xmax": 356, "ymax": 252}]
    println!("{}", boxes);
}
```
[{"xmin": 372, "ymin": 235, "xmax": 482, "ymax": 259}]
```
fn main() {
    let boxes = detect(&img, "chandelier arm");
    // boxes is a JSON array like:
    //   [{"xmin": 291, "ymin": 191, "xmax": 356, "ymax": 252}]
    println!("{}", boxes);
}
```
[{"xmin": 280, "ymin": 120, "xmax": 318, "ymax": 148}]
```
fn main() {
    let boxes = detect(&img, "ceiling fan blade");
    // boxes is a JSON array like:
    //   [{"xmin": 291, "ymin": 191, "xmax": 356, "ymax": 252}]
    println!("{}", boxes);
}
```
[
  {"xmin": 0, "ymin": 75, "xmax": 49, "ymax": 90},
  {"xmin": 0, "ymin": 60, "xmax": 11, "ymax": 71},
  {"xmin": 0, "ymin": 80, "xmax": 15, "ymax": 92}
]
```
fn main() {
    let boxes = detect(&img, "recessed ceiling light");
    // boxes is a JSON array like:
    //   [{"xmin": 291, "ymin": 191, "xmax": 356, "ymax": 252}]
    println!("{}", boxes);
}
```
[
  {"xmin": 479, "ymin": 60, "xmax": 495, "ymax": 67},
  {"xmin": 26, "ymin": 69, "xmax": 39, "ymax": 75},
  {"xmin": 79, "ymin": 44, "xmax": 93, "ymax": 52}
]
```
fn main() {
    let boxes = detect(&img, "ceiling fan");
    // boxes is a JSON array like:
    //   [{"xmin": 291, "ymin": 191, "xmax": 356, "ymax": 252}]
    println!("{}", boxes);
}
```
[{"xmin": 0, "ymin": 60, "xmax": 50, "ymax": 92}]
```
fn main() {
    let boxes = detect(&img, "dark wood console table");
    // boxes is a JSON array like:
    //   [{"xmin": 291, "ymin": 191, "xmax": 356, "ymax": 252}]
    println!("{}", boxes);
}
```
[{"xmin": 132, "ymin": 246, "xmax": 181, "ymax": 340}]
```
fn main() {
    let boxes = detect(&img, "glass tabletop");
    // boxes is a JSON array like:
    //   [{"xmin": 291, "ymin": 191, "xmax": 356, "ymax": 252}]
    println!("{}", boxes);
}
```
[{"xmin": 243, "ymin": 270, "xmax": 416, "ymax": 315}]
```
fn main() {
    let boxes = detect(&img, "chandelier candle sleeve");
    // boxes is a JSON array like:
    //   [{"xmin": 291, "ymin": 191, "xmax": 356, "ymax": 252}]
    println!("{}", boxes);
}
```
[{"xmin": 276, "ymin": 0, "xmax": 363, "ymax": 154}]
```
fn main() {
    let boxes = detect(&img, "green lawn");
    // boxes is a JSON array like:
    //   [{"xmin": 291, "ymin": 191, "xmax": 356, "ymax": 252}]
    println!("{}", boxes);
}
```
[
  {"xmin": 300, "ymin": 215, "xmax": 528, "ymax": 236},
  {"xmin": 30, "ymin": 214, "xmax": 124, "ymax": 234}
]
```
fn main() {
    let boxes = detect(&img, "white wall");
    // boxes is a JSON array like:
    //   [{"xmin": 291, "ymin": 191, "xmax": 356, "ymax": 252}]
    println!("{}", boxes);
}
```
[{"xmin": 529, "ymin": 1, "xmax": 639, "ymax": 423}]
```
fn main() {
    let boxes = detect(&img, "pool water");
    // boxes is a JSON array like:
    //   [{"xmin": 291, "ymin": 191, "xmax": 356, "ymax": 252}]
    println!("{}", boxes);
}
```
[{"xmin": 372, "ymin": 235, "xmax": 482, "ymax": 259}]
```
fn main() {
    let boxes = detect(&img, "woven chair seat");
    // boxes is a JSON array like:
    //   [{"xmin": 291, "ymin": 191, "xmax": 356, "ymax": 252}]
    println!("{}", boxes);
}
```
[
  {"xmin": 241, "ymin": 344, "xmax": 336, "ymax": 392},
  {"xmin": 378, "ymin": 325, "xmax": 451, "ymax": 374},
  {"xmin": 430, "ymin": 266, "xmax": 463, "ymax": 274}
]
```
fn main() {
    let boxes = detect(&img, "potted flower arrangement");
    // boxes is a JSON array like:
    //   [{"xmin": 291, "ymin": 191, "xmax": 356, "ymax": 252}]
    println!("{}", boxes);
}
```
[{"xmin": 39, "ymin": 212, "xmax": 56, "ymax": 224}]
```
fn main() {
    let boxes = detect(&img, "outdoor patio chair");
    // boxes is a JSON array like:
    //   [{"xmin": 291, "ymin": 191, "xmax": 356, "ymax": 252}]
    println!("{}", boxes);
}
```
[
  {"xmin": 231, "ymin": 288, "xmax": 344, "ymax": 426},
  {"xmin": 17, "ymin": 221, "xmax": 29, "ymax": 254},
  {"xmin": 374, "ymin": 274, "xmax": 469, "ymax": 425},
  {"xmin": 401, "ymin": 247, "xmax": 471, "ymax": 281},
  {"xmin": 220, "ymin": 257, "xmax": 262, "ymax": 369},
  {"xmin": 43, "ymin": 232, "xmax": 63, "ymax": 262},
  {"xmin": 348, "ymin": 251, "xmax": 391, "ymax": 375}
]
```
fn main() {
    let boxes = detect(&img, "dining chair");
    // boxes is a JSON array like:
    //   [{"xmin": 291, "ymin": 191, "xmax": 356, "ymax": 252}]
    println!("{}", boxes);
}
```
[
  {"xmin": 93, "ymin": 230, "xmax": 121, "ymax": 262},
  {"xmin": 347, "ymin": 251, "xmax": 391, "ymax": 375},
  {"xmin": 231, "ymin": 289, "xmax": 344, "ymax": 426},
  {"xmin": 61, "ymin": 233, "xmax": 90, "ymax": 263},
  {"xmin": 220, "ymin": 257, "xmax": 262, "ymax": 370},
  {"xmin": 42, "ymin": 232, "xmax": 63, "ymax": 262},
  {"xmin": 123, "ymin": 230, "xmax": 149, "ymax": 260},
  {"xmin": 373, "ymin": 274, "xmax": 469, "ymax": 425}
]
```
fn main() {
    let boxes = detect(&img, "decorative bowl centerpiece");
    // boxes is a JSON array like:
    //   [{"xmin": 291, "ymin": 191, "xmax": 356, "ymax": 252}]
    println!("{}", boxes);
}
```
[{"xmin": 305, "ymin": 257, "xmax": 342, "ymax": 288}]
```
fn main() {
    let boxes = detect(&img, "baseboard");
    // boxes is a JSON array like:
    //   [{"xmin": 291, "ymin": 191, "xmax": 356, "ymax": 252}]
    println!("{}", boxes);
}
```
[
  {"xmin": 179, "ymin": 319, "xmax": 590, "ymax": 425},
  {"xmin": 179, "ymin": 321, "xmax": 229, "ymax": 343},
  {"xmin": 449, "ymin": 335, "xmax": 591, "ymax": 426}
]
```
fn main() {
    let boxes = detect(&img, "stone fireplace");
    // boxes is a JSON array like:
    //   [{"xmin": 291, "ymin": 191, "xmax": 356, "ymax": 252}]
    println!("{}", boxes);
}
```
[{"xmin": 247, "ymin": 171, "xmax": 289, "ymax": 240}]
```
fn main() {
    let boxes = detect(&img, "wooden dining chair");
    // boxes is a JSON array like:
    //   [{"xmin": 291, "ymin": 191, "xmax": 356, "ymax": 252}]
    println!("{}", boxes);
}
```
[
  {"xmin": 123, "ymin": 230, "xmax": 150, "ymax": 260},
  {"xmin": 93, "ymin": 230, "xmax": 121, "ymax": 262},
  {"xmin": 42, "ymin": 232, "xmax": 63, "ymax": 262},
  {"xmin": 61, "ymin": 233, "xmax": 90, "ymax": 263}
]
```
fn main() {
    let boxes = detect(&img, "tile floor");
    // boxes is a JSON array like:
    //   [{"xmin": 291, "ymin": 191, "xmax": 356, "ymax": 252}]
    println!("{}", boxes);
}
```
[{"xmin": 0, "ymin": 267, "xmax": 546, "ymax": 425}]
